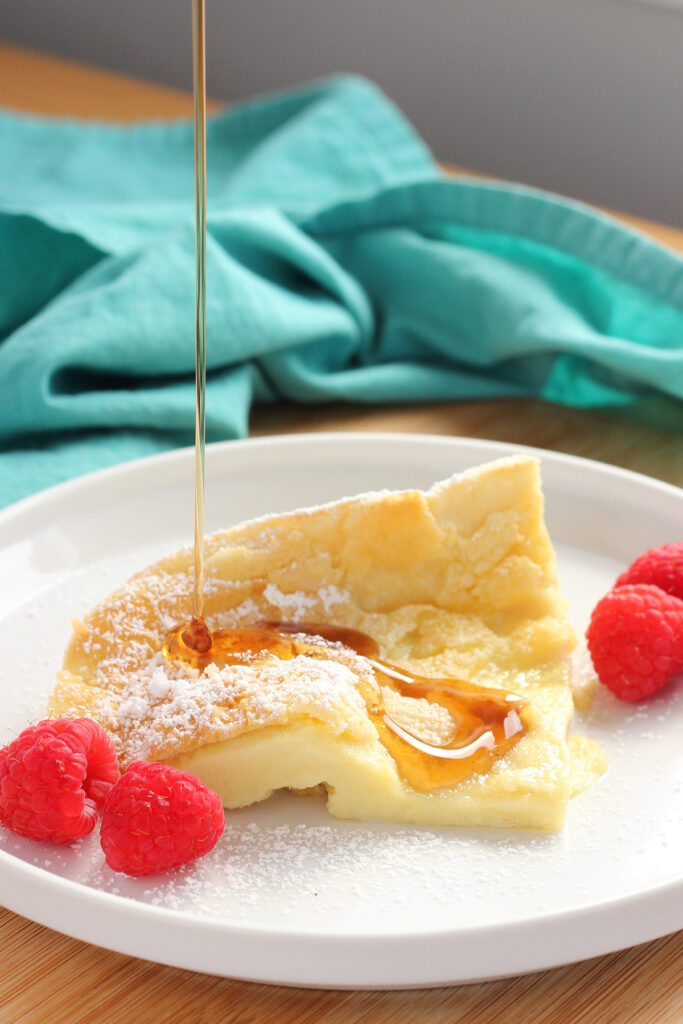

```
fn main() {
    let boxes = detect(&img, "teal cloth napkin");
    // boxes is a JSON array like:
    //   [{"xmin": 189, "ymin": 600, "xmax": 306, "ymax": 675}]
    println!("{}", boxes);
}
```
[{"xmin": 2, "ymin": 75, "xmax": 683, "ymax": 508}]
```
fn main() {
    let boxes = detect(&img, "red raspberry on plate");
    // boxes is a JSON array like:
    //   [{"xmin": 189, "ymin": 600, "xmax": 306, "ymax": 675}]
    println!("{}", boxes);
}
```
[
  {"xmin": 586, "ymin": 584, "xmax": 683, "ymax": 701},
  {"xmin": 615, "ymin": 540, "xmax": 683, "ymax": 601},
  {"xmin": 0, "ymin": 718, "xmax": 119, "ymax": 844},
  {"xmin": 100, "ymin": 761, "xmax": 225, "ymax": 877}
]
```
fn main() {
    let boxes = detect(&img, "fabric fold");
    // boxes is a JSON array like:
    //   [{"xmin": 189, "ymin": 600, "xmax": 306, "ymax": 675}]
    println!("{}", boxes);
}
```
[{"xmin": 1, "ymin": 74, "xmax": 682, "ymax": 507}]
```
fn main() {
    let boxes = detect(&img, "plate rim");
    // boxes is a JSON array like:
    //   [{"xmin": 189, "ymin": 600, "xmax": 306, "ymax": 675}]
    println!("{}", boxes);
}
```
[{"xmin": 1, "ymin": 430, "xmax": 681, "ymax": 529}]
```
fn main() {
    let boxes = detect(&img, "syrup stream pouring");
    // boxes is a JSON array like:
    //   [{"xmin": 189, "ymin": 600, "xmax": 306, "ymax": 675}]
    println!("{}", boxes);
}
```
[{"xmin": 183, "ymin": 0, "xmax": 211, "ymax": 655}]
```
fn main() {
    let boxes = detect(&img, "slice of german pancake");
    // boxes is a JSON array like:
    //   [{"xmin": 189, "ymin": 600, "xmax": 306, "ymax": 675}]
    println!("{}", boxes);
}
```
[{"xmin": 50, "ymin": 455, "xmax": 605, "ymax": 830}]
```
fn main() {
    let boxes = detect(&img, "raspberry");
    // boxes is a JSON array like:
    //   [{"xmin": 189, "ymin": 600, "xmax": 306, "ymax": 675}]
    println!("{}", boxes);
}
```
[
  {"xmin": 615, "ymin": 541, "xmax": 683, "ymax": 601},
  {"xmin": 100, "ymin": 761, "xmax": 225, "ymax": 877},
  {"xmin": 586, "ymin": 584, "xmax": 683, "ymax": 701},
  {"xmin": 0, "ymin": 719, "xmax": 119, "ymax": 844}
]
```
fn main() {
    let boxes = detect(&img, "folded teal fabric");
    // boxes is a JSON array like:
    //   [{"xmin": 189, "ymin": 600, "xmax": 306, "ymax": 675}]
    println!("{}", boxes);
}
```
[{"xmin": 1, "ymin": 75, "xmax": 683, "ymax": 507}]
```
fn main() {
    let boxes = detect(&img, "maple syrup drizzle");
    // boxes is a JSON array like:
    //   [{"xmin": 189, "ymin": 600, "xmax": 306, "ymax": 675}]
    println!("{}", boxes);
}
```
[
  {"xmin": 171, "ymin": 5, "xmax": 526, "ymax": 790},
  {"xmin": 163, "ymin": 621, "xmax": 527, "ymax": 792}
]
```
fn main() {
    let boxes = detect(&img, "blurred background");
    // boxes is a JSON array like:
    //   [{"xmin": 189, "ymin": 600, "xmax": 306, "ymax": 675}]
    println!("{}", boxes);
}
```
[{"xmin": 1, "ymin": 0, "xmax": 682, "ymax": 226}]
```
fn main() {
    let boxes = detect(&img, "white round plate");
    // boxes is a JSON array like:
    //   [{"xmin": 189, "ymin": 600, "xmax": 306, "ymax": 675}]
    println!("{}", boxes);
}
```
[{"xmin": 0, "ymin": 433, "xmax": 681, "ymax": 989}]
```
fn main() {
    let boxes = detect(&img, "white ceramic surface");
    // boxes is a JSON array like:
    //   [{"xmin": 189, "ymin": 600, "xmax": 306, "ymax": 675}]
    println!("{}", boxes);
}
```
[{"xmin": 0, "ymin": 433, "xmax": 681, "ymax": 988}]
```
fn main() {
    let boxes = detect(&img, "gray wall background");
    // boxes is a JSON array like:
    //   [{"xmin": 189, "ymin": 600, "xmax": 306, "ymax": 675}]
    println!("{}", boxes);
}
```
[{"xmin": 2, "ymin": 0, "xmax": 682, "ymax": 226}]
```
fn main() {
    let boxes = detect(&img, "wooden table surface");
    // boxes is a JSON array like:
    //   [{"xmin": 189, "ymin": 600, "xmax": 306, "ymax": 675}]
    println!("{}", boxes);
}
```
[{"xmin": 0, "ymin": 40, "xmax": 681, "ymax": 1024}]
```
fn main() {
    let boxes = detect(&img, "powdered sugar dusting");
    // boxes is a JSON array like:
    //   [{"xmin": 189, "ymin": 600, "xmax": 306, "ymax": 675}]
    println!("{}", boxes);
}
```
[
  {"xmin": 263, "ymin": 583, "xmax": 348, "ymax": 618},
  {"xmin": 263, "ymin": 583, "xmax": 317, "ymax": 618},
  {"xmin": 78, "ymin": 642, "xmax": 377, "ymax": 764}
]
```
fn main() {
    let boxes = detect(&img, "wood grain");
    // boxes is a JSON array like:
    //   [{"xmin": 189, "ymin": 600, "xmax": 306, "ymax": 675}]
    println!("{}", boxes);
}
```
[
  {"xmin": 251, "ymin": 396, "xmax": 683, "ymax": 489},
  {"xmin": 0, "ymin": 41, "xmax": 681, "ymax": 1024},
  {"xmin": 0, "ymin": 41, "xmax": 223, "ymax": 120},
  {"xmin": 0, "ymin": 908, "xmax": 681, "ymax": 1024}
]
